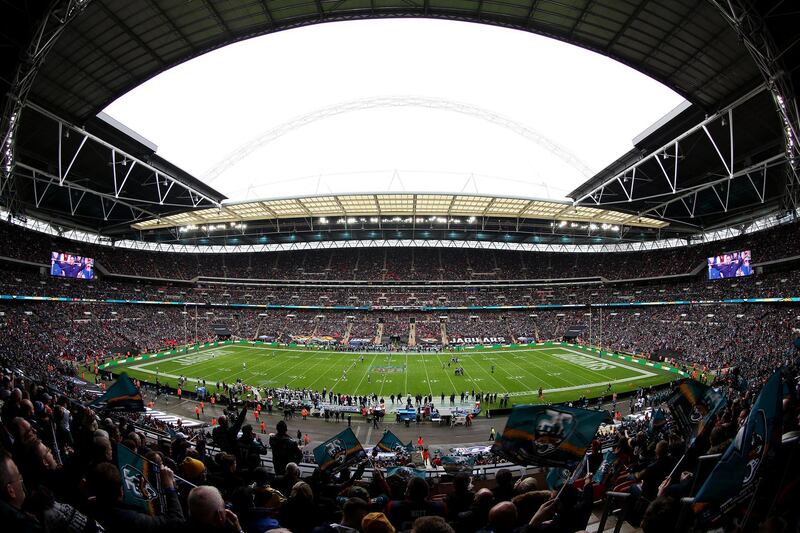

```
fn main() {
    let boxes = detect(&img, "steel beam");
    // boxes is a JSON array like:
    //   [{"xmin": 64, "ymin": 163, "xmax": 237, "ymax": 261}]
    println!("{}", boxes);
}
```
[{"xmin": 573, "ymin": 84, "xmax": 766, "ymax": 207}]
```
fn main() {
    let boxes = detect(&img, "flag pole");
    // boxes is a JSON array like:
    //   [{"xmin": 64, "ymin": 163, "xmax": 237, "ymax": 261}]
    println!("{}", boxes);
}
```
[
  {"xmin": 50, "ymin": 421, "xmax": 62, "ymax": 466},
  {"xmin": 667, "ymin": 452, "xmax": 688, "ymax": 481}
]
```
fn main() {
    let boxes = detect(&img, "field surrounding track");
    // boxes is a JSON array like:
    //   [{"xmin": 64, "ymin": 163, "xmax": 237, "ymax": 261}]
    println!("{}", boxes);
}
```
[{"xmin": 102, "ymin": 342, "xmax": 683, "ymax": 406}]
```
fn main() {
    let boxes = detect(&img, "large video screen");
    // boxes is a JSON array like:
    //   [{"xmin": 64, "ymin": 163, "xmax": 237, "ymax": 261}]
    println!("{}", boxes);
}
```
[
  {"xmin": 707, "ymin": 250, "xmax": 752, "ymax": 279},
  {"xmin": 50, "ymin": 252, "xmax": 94, "ymax": 280}
]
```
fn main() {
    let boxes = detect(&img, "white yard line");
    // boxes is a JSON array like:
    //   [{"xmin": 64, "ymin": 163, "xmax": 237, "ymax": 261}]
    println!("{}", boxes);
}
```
[
  {"xmin": 553, "ymin": 346, "xmax": 656, "ymax": 378},
  {"xmin": 419, "ymin": 354, "xmax": 434, "ymax": 398}
]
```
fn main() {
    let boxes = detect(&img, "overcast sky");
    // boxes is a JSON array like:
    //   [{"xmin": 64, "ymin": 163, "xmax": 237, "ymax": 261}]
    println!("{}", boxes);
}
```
[{"xmin": 103, "ymin": 19, "xmax": 685, "ymax": 202}]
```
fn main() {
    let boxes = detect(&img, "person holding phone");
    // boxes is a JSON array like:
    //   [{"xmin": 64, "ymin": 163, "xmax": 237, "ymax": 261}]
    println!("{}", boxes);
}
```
[{"xmin": 184, "ymin": 485, "xmax": 244, "ymax": 533}]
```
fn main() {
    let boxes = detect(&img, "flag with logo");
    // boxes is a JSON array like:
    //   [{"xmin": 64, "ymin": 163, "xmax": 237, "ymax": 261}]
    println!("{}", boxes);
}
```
[
  {"xmin": 693, "ymin": 371, "xmax": 782, "ymax": 521},
  {"xmin": 546, "ymin": 467, "xmax": 572, "ymax": 490},
  {"xmin": 491, "ymin": 405, "xmax": 605, "ymax": 467},
  {"xmin": 386, "ymin": 466, "xmax": 428, "ymax": 479},
  {"xmin": 88, "ymin": 373, "xmax": 145, "ymax": 412},
  {"xmin": 313, "ymin": 427, "xmax": 366, "ymax": 473},
  {"xmin": 115, "ymin": 443, "xmax": 162, "ymax": 515},
  {"xmin": 376, "ymin": 430, "xmax": 414, "ymax": 454},
  {"xmin": 440, "ymin": 454, "xmax": 476, "ymax": 472},
  {"xmin": 592, "ymin": 450, "xmax": 618, "ymax": 484},
  {"xmin": 440, "ymin": 455, "xmax": 477, "ymax": 466},
  {"xmin": 668, "ymin": 379, "xmax": 725, "ymax": 444}
]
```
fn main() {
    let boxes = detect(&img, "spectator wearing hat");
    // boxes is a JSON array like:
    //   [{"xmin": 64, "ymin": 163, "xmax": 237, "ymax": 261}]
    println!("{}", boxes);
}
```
[
  {"xmin": 180, "ymin": 457, "xmax": 207, "ymax": 485},
  {"xmin": 363, "ymin": 511, "xmax": 395, "ymax": 533}
]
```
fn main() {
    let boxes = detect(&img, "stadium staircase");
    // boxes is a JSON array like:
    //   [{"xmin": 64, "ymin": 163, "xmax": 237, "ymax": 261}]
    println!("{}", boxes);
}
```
[
  {"xmin": 374, "ymin": 321, "xmax": 384, "ymax": 344},
  {"xmin": 408, "ymin": 321, "xmax": 416, "ymax": 346},
  {"xmin": 440, "ymin": 321, "xmax": 448, "ymax": 345}
]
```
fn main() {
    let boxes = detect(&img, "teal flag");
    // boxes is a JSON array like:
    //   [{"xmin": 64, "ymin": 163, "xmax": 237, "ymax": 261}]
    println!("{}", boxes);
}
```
[
  {"xmin": 648, "ymin": 408, "xmax": 667, "ymax": 435},
  {"xmin": 89, "ymin": 373, "xmax": 145, "ymax": 411},
  {"xmin": 693, "ymin": 371, "xmax": 782, "ymax": 520},
  {"xmin": 491, "ymin": 405, "xmax": 605, "ymax": 467},
  {"xmin": 376, "ymin": 430, "xmax": 414, "ymax": 454},
  {"xmin": 440, "ymin": 455, "xmax": 476, "ymax": 466},
  {"xmin": 668, "ymin": 379, "xmax": 725, "ymax": 445},
  {"xmin": 313, "ymin": 427, "xmax": 366, "ymax": 473},
  {"xmin": 546, "ymin": 467, "xmax": 571, "ymax": 490},
  {"xmin": 592, "ymin": 450, "xmax": 618, "ymax": 484},
  {"xmin": 386, "ymin": 466, "xmax": 427, "ymax": 479},
  {"xmin": 115, "ymin": 444, "xmax": 162, "ymax": 515}
]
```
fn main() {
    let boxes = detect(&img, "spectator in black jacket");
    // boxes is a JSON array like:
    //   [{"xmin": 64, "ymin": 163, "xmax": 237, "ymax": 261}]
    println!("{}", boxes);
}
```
[
  {"xmin": 491, "ymin": 468, "xmax": 515, "ymax": 503},
  {"xmin": 212, "ymin": 406, "xmax": 248, "ymax": 455},
  {"xmin": 0, "ymin": 453, "xmax": 43, "ymax": 533},
  {"xmin": 444, "ymin": 473, "xmax": 474, "ymax": 521},
  {"xmin": 269, "ymin": 420, "xmax": 303, "ymax": 476}
]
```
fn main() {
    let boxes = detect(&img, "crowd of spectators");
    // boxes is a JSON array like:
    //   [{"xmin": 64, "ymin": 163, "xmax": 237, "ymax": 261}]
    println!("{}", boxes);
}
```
[
  {"xmin": 4, "ymin": 256, "xmax": 800, "ymax": 313},
  {"xmin": 3, "ymin": 219, "xmax": 800, "ymax": 282},
  {"xmin": 0, "ymin": 333, "xmax": 798, "ymax": 533},
  {"xmin": 2, "ymin": 300, "xmax": 797, "ymax": 383}
]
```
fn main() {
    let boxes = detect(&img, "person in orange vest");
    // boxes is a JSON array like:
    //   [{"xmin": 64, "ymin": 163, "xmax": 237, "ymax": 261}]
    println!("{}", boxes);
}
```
[
  {"xmin": 417, "ymin": 435, "xmax": 424, "ymax": 449},
  {"xmin": 211, "ymin": 417, "xmax": 217, "ymax": 426},
  {"xmin": 260, "ymin": 420, "xmax": 266, "ymax": 434},
  {"xmin": 195, "ymin": 406, "xmax": 200, "ymax": 420},
  {"xmin": 303, "ymin": 433, "xmax": 310, "ymax": 447},
  {"xmin": 301, "ymin": 408, "xmax": 308, "ymax": 420},
  {"xmin": 254, "ymin": 410, "xmax": 260, "ymax": 422},
  {"xmin": 210, "ymin": 395, "xmax": 216, "ymax": 406},
  {"xmin": 177, "ymin": 387, "xmax": 182, "ymax": 399},
  {"xmin": 200, "ymin": 401, "xmax": 205, "ymax": 414}
]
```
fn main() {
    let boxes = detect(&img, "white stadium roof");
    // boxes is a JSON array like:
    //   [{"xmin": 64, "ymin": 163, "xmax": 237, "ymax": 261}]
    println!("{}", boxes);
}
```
[{"xmin": 131, "ymin": 192, "xmax": 668, "ymax": 231}]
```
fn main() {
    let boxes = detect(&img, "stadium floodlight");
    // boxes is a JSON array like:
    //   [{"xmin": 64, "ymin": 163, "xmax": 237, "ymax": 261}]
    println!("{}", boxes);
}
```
[
  {"xmin": 467, "ymin": 216, "xmax": 477, "ymax": 223},
  {"xmin": 319, "ymin": 217, "xmax": 329, "ymax": 224},
  {"xmin": 612, "ymin": 225, "xmax": 620, "ymax": 231},
  {"xmin": 370, "ymin": 217, "xmax": 379, "ymax": 223},
  {"xmin": 589, "ymin": 223, "xmax": 598, "ymax": 230},
  {"xmin": 559, "ymin": 221, "xmax": 567, "ymax": 227}
]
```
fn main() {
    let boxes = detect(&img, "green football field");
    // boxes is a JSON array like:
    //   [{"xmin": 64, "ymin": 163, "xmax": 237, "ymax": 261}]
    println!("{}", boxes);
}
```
[{"xmin": 102, "ymin": 342, "xmax": 683, "ymax": 406}]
